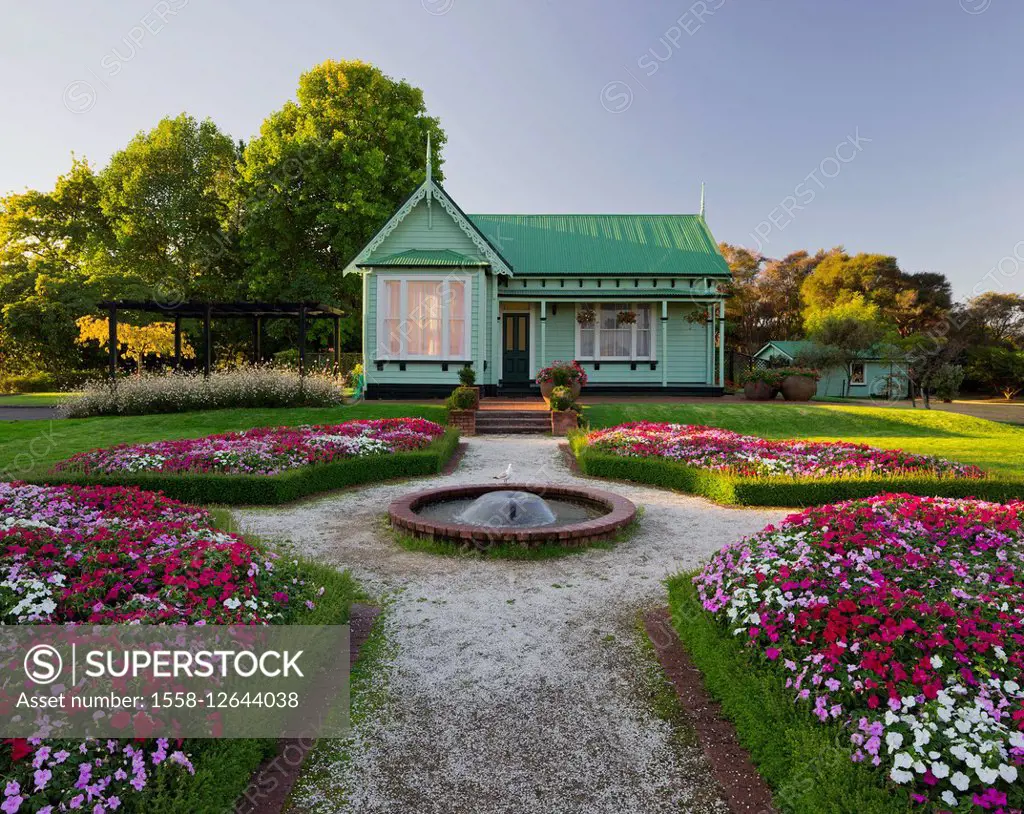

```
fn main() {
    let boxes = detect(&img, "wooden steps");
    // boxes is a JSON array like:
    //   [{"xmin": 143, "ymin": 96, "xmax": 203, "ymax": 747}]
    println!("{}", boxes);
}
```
[{"xmin": 475, "ymin": 409, "xmax": 551, "ymax": 434}]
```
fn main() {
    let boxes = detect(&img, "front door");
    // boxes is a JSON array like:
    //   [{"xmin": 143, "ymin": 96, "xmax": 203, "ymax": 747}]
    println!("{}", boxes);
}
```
[{"xmin": 502, "ymin": 313, "xmax": 530, "ymax": 385}]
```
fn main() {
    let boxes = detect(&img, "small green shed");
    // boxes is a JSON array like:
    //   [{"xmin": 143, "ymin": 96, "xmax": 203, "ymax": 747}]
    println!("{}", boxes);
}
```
[{"xmin": 753, "ymin": 341, "xmax": 910, "ymax": 400}]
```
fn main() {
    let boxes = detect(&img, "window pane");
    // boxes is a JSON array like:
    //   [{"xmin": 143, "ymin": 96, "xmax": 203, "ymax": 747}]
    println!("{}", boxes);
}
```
[
  {"xmin": 407, "ymin": 281, "xmax": 442, "ymax": 357},
  {"xmin": 580, "ymin": 326, "xmax": 595, "ymax": 357},
  {"xmin": 635, "ymin": 305, "xmax": 651, "ymax": 358},
  {"xmin": 381, "ymin": 281, "xmax": 402, "ymax": 355},
  {"xmin": 449, "ymin": 320, "xmax": 465, "ymax": 357},
  {"xmin": 447, "ymin": 281, "xmax": 466, "ymax": 357}
]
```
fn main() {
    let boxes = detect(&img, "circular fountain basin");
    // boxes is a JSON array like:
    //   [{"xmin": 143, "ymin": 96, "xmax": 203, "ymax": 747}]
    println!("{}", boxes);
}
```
[{"xmin": 389, "ymin": 483, "xmax": 637, "ymax": 549}]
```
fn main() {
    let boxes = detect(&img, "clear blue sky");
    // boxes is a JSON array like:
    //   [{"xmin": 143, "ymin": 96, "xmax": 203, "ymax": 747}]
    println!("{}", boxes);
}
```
[{"xmin": 2, "ymin": 0, "xmax": 1021, "ymax": 298}]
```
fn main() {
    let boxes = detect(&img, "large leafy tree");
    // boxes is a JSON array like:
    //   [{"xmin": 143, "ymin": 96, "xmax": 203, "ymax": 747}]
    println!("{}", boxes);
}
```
[
  {"xmin": 239, "ymin": 60, "xmax": 445, "ymax": 347},
  {"xmin": 0, "ymin": 157, "xmax": 111, "ymax": 372},
  {"xmin": 100, "ymin": 113, "xmax": 242, "ymax": 301},
  {"xmin": 963, "ymin": 292, "xmax": 1024, "ymax": 348},
  {"xmin": 801, "ymin": 252, "xmax": 951, "ymax": 337}
]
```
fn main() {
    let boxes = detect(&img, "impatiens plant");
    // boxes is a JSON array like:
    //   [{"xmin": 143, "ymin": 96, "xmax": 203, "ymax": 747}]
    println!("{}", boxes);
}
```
[
  {"xmin": 584, "ymin": 422, "xmax": 985, "ymax": 480},
  {"xmin": 0, "ymin": 481, "xmax": 328, "ymax": 811},
  {"xmin": 536, "ymin": 361, "xmax": 588, "ymax": 388},
  {"xmin": 52, "ymin": 418, "xmax": 446, "ymax": 477},
  {"xmin": 694, "ymin": 494, "xmax": 1024, "ymax": 811}
]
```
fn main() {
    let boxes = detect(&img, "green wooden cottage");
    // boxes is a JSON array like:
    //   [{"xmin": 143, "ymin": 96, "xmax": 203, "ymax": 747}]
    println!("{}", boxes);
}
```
[
  {"xmin": 754, "ymin": 340, "xmax": 910, "ymax": 400},
  {"xmin": 345, "ymin": 150, "xmax": 729, "ymax": 399}
]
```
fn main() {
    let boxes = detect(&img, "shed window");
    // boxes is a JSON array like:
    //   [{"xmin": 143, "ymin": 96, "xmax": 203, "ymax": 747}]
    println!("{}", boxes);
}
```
[
  {"xmin": 849, "ymin": 361, "xmax": 866, "ymax": 385},
  {"xmin": 576, "ymin": 303, "xmax": 654, "ymax": 361},
  {"xmin": 376, "ymin": 275, "xmax": 471, "ymax": 360}
]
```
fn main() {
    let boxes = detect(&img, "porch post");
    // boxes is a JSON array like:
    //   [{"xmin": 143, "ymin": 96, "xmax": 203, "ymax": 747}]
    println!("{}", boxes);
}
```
[
  {"xmin": 492, "ymin": 280, "xmax": 500, "ymax": 389},
  {"xmin": 705, "ymin": 304, "xmax": 714, "ymax": 385},
  {"xmin": 476, "ymin": 273, "xmax": 486, "ymax": 376},
  {"xmin": 661, "ymin": 301, "xmax": 668, "ymax": 387},
  {"xmin": 718, "ymin": 300, "xmax": 726, "ymax": 388},
  {"xmin": 539, "ymin": 300, "xmax": 547, "ymax": 369}
]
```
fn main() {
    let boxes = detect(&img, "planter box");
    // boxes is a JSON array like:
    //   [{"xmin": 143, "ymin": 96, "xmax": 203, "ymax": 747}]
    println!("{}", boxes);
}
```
[
  {"xmin": 781, "ymin": 375, "xmax": 817, "ymax": 402},
  {"xmin": 551, "ymin": 410, "xmax": 579, "ymax": 436},
  {"xmin": 743, "ymin": 381, "xmax": 777, "ymax": 401},
  {"xmin": 448, "ymin": 409, "xmax": 476, "ymax": 436}
]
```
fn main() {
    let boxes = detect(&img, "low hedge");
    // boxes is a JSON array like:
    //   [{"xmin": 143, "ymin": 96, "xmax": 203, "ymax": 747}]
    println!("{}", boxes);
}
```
[
  {"xmin": 666, "ymin": 575, "xmax": 901, "ymax": 814},
  {"xmin": 569, "ymin": 432, "xmax": 1024, "ymax": 506},
  {"xmin": 38, "ymin": 429, "xmax": 460, "ymax": 506}
]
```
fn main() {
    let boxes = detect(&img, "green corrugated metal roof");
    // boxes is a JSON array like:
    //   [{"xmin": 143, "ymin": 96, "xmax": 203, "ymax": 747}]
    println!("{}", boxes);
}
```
[
  {"xmin": 364, "ymin": 249, "xmax": 488, "ymax": 267},
  {"xmin": 758, "ymin": 341, "xmax": 906, "ymax": 361},
  {"xmin": 466, "ymin": 214, "xmax": 729, "ymax": 277}
]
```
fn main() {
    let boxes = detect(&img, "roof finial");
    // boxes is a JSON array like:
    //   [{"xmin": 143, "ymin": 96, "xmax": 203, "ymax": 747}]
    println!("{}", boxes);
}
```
[
  {"xmin": 700, "ymin": 181, "xmax": 706, "ymax": 218},
  {"xmin": 426, "ymin": 132, "xmax": 432, "ymax": 185}
]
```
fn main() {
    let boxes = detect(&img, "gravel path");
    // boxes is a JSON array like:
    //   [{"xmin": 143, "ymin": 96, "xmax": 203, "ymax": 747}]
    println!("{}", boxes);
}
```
[{"xmin": 233, "ymin": 436, "xmax": 787, "ymax": 814}]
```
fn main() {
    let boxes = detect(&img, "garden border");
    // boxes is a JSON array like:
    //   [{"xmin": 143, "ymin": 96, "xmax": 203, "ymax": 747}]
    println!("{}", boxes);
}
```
[
  {"xmin": 569, "ymin": 433, "xmax": 1024, "ymax": 506},
  {"xmin": 666, "ymin": 575, "xmax": 901, "ymax": 814},
  {"xmin": 36, "ymin": 429, "xmax": 460, "ymax": 506}
]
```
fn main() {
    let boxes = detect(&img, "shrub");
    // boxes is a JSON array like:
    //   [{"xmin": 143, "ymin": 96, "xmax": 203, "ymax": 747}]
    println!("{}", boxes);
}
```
[
  {"xmin": 742, "ymin": 368, "xmax": 783, "ymax": 386},
  {"xmin": 690, "ymin": 494, "xmax": 1024, "ymax": 811},
  {"xmin": 548, "ymin": 385, "xmax": 576, "ymax": 412},
  {"xmin": 458, "ymin": 366, "xmax": 476, "ymax": 386},
  {"xmin": 776, "ymin": 366, "xmax": 821, "ymax": 381},
  {"xmin": 61, "ymin": 368, "xmax": 345, "ymax": 417},
  {"xmin": 446, "ymin": 385, "xmax": 477, "ymax": 412},
  {"xmin": 0, "ymin": 369, "xmax": 95, "ymax": 394},
  {"xmin": 537, "ymin": 360, "xmax": 588, "ymax": 388},
  {"xmin": 927, "ymin": 363, "xmax": 965, "ymax": 401}
]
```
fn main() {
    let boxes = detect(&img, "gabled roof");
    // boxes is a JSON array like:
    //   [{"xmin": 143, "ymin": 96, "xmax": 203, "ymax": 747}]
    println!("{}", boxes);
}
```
[
  {"xmin": 362, "ymin": 249, "xmax": 489, "ymax": 268},
  {"xmin": 755, "ymin": 340, "xmax": 907, "ymax": 361},
  {"xmin": 465, "ymin": 214, "xmax": 729, "ymax": 277}
]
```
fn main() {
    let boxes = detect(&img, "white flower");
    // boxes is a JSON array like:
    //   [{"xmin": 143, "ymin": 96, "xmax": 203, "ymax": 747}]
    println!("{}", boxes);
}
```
[
  {"xmin": 890, "ymin": 768, "xmax": 913, "ymax": 784},
  {"xmin": 941, "ymin": 791, "xmax": 957, "ymax": 807},
  {"xmin": 893, "ymin": 752, "xmax": 913, "ymax": 769},
  {"xmin": 976, "ymin": 765, "xmax": 998, "ymax": 784},
  {"xmin": 930, "ymin": 654, "xmax": 943, "ymax": 669},
  {"xmin": 998, "ymin": 763, "xmax": 1018, "ymax": 783},
  {"xmin": 930, "ymin": 762, "xmax": 949, "ymax": 779},
  {"xmin": 950, "ymin": 771, "xmax": 970, "ymax": 791},
  {"xmin": 222, "ymin": 597, "xmax": 241, "ymax": 610},
  {"xmin": 885, "ymin": 731, "xmax": 904, "ymax": 751}
]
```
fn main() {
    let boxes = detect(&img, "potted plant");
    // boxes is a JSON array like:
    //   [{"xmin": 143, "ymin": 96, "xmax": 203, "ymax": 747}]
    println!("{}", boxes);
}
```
[
  {"xmin": 576, "ymin": 307, "xmax": 596, "ymax": 326},
  {"xmin": 536, "ymin": 360, "xmax": 588, "ymax": 405},
  {"xmin": 616, "ymin": 310, "xmax": 637, "ymax": 326},
  {"xmin": 548, "ymin": 385, "xmax": 580, "ymax": 435},
  {"xmin": 778, "ymin": 367, "xmax": 821, "ymax": 401},
  {"xmin": 458, "ymin": 365, "xmax": 480, "ymax": 408},
  {"xmin": 446, "ymin": 385, "xmax": 478, "ymax": 435},
  {"xmin": 742, "ymin": 368, "xmax": 782, "ymax": 401}
]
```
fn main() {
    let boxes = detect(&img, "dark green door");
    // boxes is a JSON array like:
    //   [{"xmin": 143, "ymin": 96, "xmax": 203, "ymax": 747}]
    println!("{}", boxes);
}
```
[{"xmin": 502, "ymin": 313, "xmax": 530, "ymax": 384}]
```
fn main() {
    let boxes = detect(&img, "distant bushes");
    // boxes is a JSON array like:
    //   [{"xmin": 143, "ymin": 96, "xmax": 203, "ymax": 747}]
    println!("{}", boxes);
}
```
[
  {"xmin": 61, "ymin": 368, "xmax": 346, "ymax": 417},
  {"xmin": 0, "ymin": 369, "xmax": 96, "ymax": 394}
]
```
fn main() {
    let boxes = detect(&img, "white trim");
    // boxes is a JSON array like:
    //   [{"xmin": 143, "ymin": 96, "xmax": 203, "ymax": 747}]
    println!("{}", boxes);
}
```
[
  {"xmin": 574, "ymin": 302, "xmax": 656, "ymax": 362},
  {"xmin": 374, "ymin": 272, "xmax": 473, "ymax": 361},
  {"xmin": 344, "ymin": 180, "xmax": 513, "ymax": 276},
  {"xmin": 848, "ymin": 360, "xmax": 866, "ymax": 385}
]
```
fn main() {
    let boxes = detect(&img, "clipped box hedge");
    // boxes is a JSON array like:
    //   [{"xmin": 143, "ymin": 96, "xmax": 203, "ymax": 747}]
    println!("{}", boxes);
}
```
[
  {"xmin": 666, "ymin": 575, "xmax": 899, "ymax": 814},
  {"xmin": 37, "ymin": 429, "xmax": 460, "ymax": 506},
  {"xmin": 569, "ymin": 432, "xmax": 1024, "ymax": 506}
]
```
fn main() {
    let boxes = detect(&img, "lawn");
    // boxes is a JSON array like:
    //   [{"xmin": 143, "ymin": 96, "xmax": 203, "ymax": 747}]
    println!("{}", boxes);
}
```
[
  {"xmin": 0, "ymin": 403, "xmax": 446, "ymax": 478},
  {"xmin": 584, "ymin": 402, "xmax": 1024, "ymax": 476}
]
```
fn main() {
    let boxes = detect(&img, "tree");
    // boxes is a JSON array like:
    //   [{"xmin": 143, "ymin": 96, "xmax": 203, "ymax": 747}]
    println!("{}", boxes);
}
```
[
  {"xmin": 239, "ymin": 60, "xmax": 446, "ymax": 348},
  {"xmin": 100, "ymin": 113, "xmax": 241, "ymax": 301},
  {"xmin": 0, "ymin": 157, "xmax": 111, "ymax": 372},
  {"xmin": 76, "ymin": 316, "xmax": 194, "ymax": 374},
  {"xmin": 962, "ymin": 292, "xmax": 1024, "ymax": 348},
  {"xmin": 801, "ymin": 252, "xmax": 951, "ymax": 337},
  {"xmin": 967, "ymin": 346, "xmax": 1024, "ymax": 401},
  {"xmin": 800, "ymin": 295, "xmax": 887, "ymax": 396}
]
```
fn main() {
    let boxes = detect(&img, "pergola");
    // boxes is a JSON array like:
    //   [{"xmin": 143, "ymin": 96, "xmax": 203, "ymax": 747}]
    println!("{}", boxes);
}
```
[{"xmin": 97, "ymin": 300, "xmax": 347, "ymax": 379}]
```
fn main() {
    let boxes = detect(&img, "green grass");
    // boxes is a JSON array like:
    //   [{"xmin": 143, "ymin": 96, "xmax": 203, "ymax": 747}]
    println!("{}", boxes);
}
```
[
  {"xmin": 666, "ymin": 575, "xmax": 909, "ymax": 814},
  {"xmin": 0, "ymin": 392, "xmax": 72, "ymax": 406},
  {"xmin": 584, "ymin": 402, "xmax": 1024, "ymax": 476},
  {"xmin": 0, "ymin": 403, "xmax": 446, "ymax": 479}
]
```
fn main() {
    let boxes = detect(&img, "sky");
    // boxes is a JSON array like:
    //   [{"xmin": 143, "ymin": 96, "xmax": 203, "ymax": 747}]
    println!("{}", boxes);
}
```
[{"xmin": 1, "ymin": 0, "xmax": 1022, "ymax": 299}]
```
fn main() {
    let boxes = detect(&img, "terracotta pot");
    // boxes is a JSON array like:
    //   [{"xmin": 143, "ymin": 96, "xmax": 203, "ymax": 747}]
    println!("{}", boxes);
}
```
[
  {"xmin": 539, "ymin": 380, "xmax": 582, "ymax": 406},
  {"xmin": 551, "ymin": 410, "xmax": 579, "ymax": 436},
  {"xmin": 743, "ymin": 381, "xmax": 776, "ymax": 401},
  {"xmin": 780, "ymin": 375, "xmax": 817, "ymax": 402}
]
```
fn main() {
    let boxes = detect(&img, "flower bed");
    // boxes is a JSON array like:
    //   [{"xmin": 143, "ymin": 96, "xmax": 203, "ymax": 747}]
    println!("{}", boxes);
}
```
[
  {"xmin": 0, "ymin": 481, "xmax": 349, "ymax": 812},
  {"xmin": 570, "ymin": 423, "xmax": 1024, "ymax": 506},
  {"xmin": 690, "ymin": 494, "xmax": 1024, "ymax": 812},
  {"xmin": 43, "ymin": 419, "xmax": 458, "ymax": 505},
  {"xmin": 584, "ymin": 422, "xmax": 983, "ymax": 479}
]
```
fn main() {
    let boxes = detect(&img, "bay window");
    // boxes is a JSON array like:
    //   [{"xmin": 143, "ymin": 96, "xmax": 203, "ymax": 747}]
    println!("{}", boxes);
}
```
[
  {"xmin": 576, "ymin": 302, "xmax": 655, "ymax": 361},
  {"xmin": 377, "ymin": 275, "xmax": 471, "ymax": 359}
]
